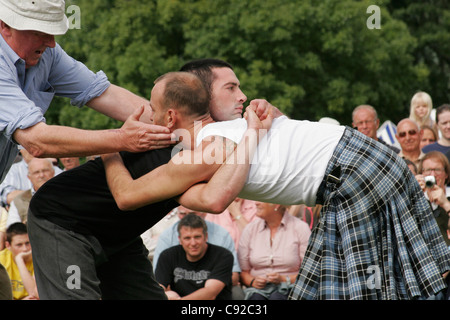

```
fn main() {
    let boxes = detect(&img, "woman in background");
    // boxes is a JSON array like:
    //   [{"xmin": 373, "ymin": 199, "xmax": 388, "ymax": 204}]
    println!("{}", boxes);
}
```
[{"xmin": 238, "ymin": 202, "xmax": 311, "ymax": 300}]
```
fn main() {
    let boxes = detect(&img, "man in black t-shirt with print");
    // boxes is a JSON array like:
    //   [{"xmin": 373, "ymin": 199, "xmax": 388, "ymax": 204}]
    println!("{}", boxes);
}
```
[{"xmin": 155, "ymin": 214, "xmax": 233, "ymax": 300}]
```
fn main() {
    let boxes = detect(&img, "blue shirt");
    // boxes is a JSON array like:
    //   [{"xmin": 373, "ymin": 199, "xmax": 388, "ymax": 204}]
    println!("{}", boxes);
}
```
[
  {"xmin": 0, "ymin": 35, "xmax": 110, "ymax": 183},
  {"xmin": 422, "ymin": 142, "xmax": 450, "ymax": 156}
]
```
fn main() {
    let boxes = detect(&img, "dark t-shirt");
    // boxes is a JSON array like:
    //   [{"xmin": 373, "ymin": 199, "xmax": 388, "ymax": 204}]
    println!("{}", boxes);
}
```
[
  {"xmin": 155, "ymin": 243, "xmax": 233, "ymax": 300},
  {"xmin": 29, "ymin": 148, "xmax": 178, "ymax": 248}
]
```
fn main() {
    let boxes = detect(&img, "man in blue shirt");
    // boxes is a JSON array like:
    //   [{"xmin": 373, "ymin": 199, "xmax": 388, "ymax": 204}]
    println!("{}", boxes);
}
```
[{"xmin": 0, "ymin": 0, "xmax": 173, "ymax": 183}]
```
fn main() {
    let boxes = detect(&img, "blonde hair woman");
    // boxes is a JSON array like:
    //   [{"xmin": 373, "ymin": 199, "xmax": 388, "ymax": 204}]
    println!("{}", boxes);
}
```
[{"xmin": 409, "ymin": 91, "xmax": 435, "ymax": 128}]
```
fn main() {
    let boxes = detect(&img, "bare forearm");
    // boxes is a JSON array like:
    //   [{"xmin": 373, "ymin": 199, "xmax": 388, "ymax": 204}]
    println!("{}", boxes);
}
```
[
  {"xmin": 181, "ymin": 288, "xmax": 216, "ymax": 300},
  {"xmin": 86, "ymin": 84, "xmax": 149, "ymax": 122},
  {"xmin": 15, "ymin": 258, "xmax": 38, "ymax": 298},
  {"xmin": 14, "ymin": 106, "xmax": 174, "ymax": 158},
  {"xmin": 240, "ymin": 271, "xmax": 255, "ymax": 287},
  {"xmin": 180, "ymin": 284, "xmax": 223, "ymax": 300},
  {"xmin": 102, "ymin": 153, "xmax": 136, "ymax": 210},
  {"xmin": 6, "ymin": 190, "xmax": 24, "ymax": 205},
  {"xmin": 15, "ymin": 123, "xmax": 128, "ymax": 158},
  {"xmin": 178, "ymin": 129, "xmax": 259, "ymax": 213}
]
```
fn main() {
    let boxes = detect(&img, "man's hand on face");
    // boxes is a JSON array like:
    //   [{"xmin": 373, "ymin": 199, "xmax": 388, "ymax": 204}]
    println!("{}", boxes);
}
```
[{"xmin": 119, "ymin": 105, "xmax": 177, "ymax": 152}]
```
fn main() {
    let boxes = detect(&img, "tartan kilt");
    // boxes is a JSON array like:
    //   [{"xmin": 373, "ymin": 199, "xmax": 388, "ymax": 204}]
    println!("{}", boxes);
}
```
[{"xmin": 289, "ymin": 127, "xmax": 450, "ymax": 300}]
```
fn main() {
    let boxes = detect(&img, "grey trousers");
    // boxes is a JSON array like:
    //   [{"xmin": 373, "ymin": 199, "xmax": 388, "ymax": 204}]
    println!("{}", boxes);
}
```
[{"xmin": 27, "ymin": 210, "xmax": 167, "ymax": 300}]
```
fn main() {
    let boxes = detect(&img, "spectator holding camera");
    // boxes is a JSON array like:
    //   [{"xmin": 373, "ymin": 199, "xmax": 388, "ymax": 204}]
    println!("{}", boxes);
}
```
[{"xmin": 417, "ymin": 151, "xmax": 450, "ymax": 246}]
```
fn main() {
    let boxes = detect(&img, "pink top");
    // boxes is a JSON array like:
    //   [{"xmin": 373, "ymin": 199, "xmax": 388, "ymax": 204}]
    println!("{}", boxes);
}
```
[
  {"xmin": 238, "ymin": 212, "xmax": 311, "ymax": 277},
  {"xmin": 205, "ymin": 199, "xmax": 257, "ymax": 250}
]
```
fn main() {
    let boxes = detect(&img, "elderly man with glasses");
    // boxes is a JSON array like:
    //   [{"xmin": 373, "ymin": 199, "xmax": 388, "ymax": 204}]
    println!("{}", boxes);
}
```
[{"xmin": 352, "ymin": 104, "xmax": 400, "ymax": 153}]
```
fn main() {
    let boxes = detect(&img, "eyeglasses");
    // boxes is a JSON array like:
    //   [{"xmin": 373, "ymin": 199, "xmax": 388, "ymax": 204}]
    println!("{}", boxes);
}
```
[
  {"xmin": 422, "ymin": 168, "xmax": 445, "ymax": 175},
  {"xmin": 353, "ymin": 120, "xmax": 377, "ymax": 127},
  {"xmin": 397, "ymin": 130, "xmax": 417, "ymax": 138},
  {"xmin": 29, "ymin": 168, "xmax": 53, "ymax": 177}
]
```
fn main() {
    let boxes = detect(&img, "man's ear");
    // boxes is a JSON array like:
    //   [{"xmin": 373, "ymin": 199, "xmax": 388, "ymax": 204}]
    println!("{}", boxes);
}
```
[
  {"xmin": 0, "ymin": 21, "xmax": 12, "ymax": 37},
  {"xmin": 166, "ymin": 109, "xmax": 177, "ymax": 129}
]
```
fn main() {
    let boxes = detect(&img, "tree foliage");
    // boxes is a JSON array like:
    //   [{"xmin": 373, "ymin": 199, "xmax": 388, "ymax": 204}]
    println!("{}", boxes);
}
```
[{"xmin": 47, "ymin": 0, "xmax": 449, "ymax": 129}]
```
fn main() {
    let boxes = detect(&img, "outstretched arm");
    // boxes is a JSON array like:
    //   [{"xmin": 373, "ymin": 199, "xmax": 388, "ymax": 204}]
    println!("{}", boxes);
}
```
[{"xmin": 15, "ymin": 106, "xmax": 175, "ymax": 158}]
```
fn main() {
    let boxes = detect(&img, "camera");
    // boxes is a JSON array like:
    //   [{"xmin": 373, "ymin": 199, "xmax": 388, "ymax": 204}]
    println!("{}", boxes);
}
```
[{"xmin": 424, "ymin": 176, "xmax": 436, "ymax": 188}]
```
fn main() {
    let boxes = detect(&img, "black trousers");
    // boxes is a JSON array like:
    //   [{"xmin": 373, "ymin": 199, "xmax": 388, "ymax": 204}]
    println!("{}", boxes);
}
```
[{"xmin": 28, "ymin": 209, "xmax": 167, "ymax": 300}]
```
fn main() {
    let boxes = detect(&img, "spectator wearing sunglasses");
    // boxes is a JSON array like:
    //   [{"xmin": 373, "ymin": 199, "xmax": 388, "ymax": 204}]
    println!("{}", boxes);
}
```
[{"xmin": 396, "ymin": 118, "xmax": 425, "ymax": 167}]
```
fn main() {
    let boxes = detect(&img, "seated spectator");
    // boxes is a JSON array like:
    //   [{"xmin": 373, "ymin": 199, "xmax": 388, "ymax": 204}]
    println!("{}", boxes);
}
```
[
  {"xmin": 420, "ymin": 125, "xmax": 438, "ymax": 150},
  {"xmin": 205, "ymin": 198, "xmax": 257, "ymax": 250},
  {"xmin": 0, "ymin": 149, "xmax": 62, "ymax": 208},
  {"xmin": 416, "ymin": 151, "xmax": 450, "ymax": 246},
  {"xmin": 155, "ymin": 214, "xmax": 233, "ymax": 300},
  {"xmin": 0, "ymin": 223, "xmax": 38, "ymax": 300},
  {"xmin": 6, "ymin": 158, "xmax": 55, "ymax": 227},
  {"xmin": 238, "ymin": 202, "xmax": 311, "ymax": 300},
  {"xmin": 60, "ymin": 157, "xmax": 81, "ymax": 171},
  {"xmin": 153, "ymin": 207, "xmax": 243, "ymax": 299},
  {"xmin": 396, "ymin": 118, "xmax": 425, "ymax": 167}
]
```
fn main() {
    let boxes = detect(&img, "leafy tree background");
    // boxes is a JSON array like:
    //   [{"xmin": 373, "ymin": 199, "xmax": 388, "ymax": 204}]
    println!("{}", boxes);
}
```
[{"xmin": 46, "ymin": 0, "xmax": 449, "ymax": 130}]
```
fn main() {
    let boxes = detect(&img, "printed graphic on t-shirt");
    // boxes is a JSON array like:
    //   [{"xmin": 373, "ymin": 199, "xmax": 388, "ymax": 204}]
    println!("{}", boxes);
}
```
[{"xmin": 174, "ymin": 267, "xmax": 210, "ymax": 285}]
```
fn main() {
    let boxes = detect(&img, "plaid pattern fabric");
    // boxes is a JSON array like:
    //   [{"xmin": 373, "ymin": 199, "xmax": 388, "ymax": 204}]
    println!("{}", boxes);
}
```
[{"xmin": 289, "ymin": 128, "xmax": 450, "ymax": 300}]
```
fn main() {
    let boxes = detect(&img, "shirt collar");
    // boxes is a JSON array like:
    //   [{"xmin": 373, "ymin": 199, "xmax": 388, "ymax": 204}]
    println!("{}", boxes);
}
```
[
  {"xmin": 0, "ymin": 34, "xmax": 22, "ymax": 66},
  {"xmin": 259, "ymin": 212, "xmax": 288, "ymax": 231}
]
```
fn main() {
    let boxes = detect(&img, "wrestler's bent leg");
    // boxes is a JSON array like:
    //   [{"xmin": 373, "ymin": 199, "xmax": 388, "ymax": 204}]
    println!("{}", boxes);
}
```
[{"xmin": 97, "ymin": 238, "xmax": 167, "ymax": 300}]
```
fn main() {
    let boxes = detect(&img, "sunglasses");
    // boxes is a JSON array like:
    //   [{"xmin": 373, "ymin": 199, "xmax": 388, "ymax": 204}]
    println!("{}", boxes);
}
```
[{"xmin": 398, "ymin": 129, "xmax": 417, "ymax": 138}]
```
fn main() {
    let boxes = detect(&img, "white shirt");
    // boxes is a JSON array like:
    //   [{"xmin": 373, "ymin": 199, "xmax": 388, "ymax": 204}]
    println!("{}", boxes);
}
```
[{"xmin": 196, "ymin": 116, "xmax": 345, "ymax": 206}]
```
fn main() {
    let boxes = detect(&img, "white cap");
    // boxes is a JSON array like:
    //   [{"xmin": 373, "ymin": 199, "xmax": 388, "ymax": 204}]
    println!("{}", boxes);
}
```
[
  {"xmin": 319, "ymin": 117, "xmax": 340, "ymax": 126},
  {"xmin": 0, "ymin": 0, "xmax": 69, "ymax": 35}
]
